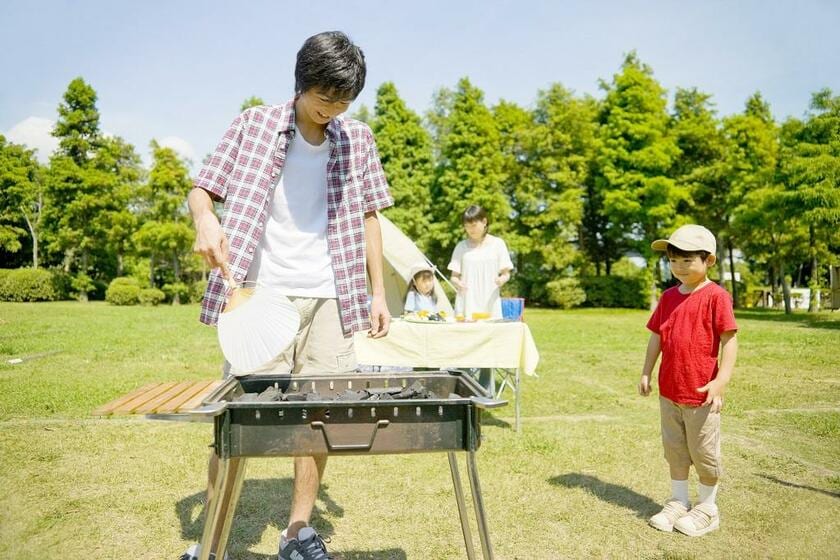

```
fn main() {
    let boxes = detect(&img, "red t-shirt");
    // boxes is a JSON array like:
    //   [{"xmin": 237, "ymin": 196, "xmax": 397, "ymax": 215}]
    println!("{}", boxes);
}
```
[{"xmin": 646, "ymin": 283, "xmax": 738, "ymax": 405}]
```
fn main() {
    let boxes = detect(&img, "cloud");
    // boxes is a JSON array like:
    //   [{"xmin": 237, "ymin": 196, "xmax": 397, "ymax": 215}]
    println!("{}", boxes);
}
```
[
  {"xmin": 4, "ymin": 117, "xmax": 58, "ymax": 162},
  {"xmin": 158, "ymin": 136, "xmax": 196, "ymax": 165}
]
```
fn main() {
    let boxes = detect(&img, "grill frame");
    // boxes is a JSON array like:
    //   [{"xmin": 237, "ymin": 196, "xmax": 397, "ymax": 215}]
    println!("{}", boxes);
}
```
[{"xmin": 160, "ymin": 369, "xmax": 504, "ymax": 560}]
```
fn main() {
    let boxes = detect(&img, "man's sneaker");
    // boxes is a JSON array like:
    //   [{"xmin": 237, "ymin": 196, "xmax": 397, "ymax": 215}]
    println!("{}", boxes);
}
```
[
  {"xmin": 674, "ymin": 502, "xmax": 720, "ymax": 536},
  {"xmin": 278, "ymin": 527, "xmax": 333, "ymax": 560},
  {"xmin": 179, "ymin": 543, "xmax": 230, "ymax": 560},
  {"xmin": 649, "ymin": 498, "xmax": 690, "ymax": 532}
]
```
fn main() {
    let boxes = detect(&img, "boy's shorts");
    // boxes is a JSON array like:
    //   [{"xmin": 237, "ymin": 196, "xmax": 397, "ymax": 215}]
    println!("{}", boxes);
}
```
[
  {"xmin": 659, "ymin": 396, "xmax": 722, "ymax": 480},
  {"xmin": 223, "ymin": 297, "xmax": 357, "ymax": 377}
]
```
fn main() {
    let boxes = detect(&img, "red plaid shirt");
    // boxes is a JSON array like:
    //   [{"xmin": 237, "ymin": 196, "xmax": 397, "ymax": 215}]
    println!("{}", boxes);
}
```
[{"xmin": 194, "ymin": 99, "xmax": 393, "ymax": 334}]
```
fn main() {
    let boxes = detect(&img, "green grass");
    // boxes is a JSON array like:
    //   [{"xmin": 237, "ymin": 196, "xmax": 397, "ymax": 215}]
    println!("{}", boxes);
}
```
[{"xmin": 0, "ymin": 302, "xmax": 838, "ymax": 559}]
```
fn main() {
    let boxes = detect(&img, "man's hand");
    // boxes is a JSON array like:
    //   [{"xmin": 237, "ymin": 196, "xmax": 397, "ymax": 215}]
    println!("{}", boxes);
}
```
[
  {"xmin": 638, "ymin": 373, "xmax": 652, "ymax": 396},
  {"xmin": 697, "ymin": 380, "xmax": 724, "ymax": 413},
  {"xmin": 193, "ymin": 213, "xmax": 230, "ymax": 271},
  {"xmin": 368, "ymin": 294, "xmax": 390, "ymax": 339}
]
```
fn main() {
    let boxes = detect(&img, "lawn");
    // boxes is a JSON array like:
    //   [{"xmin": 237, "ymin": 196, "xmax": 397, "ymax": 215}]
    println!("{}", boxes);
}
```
[{"xmin": 0, "ymin": 302, "xmax": 838, "ymax": 559}]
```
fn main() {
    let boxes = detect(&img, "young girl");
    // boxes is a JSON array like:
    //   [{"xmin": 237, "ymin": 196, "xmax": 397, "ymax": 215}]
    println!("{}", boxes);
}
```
[
  {"xmin": 404, "ymin": 263, "xmax": 439, "ymax": 313},
  {"xmin": 448, "ymin": 205, "xmax": 514, "ymax": 320}
]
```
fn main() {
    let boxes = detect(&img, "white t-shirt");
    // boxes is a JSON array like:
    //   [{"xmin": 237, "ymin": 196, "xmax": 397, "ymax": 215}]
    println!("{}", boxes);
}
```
[
  {"xmin": 246, "ymin": 133, "xmax": 336, "ymax": 297},
  {"xmin": 447, "ymin": 234, "xmax": 513, "ymax": 319}
]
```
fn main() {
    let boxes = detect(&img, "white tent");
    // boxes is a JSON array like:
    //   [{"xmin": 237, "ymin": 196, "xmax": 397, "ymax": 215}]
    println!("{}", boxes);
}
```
[{"xmin": 373, "ymin": 212, "xmax": 454, "ymax": 317}]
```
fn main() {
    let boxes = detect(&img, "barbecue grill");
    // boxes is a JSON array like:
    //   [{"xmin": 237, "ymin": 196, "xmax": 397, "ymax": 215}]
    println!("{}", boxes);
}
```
[{"xmin": 152, "ymin": 369, "xmax": 505, "ymax": 560}]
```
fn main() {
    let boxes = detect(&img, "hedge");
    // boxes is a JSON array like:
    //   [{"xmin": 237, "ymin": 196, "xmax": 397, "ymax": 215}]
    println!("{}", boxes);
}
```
[
  {"xmin": 106, "ymin": 277, "xmax": 141, "ymax": 306},
  {"xmin": 580, "ymin": 275, "xmax": 650, "ymax": 309},
  {"xmin": 139, "ymin": 288, "xmax": 166, "ymax": 306},
  {"xmin": 0, "ymin": 268, "xmax": 61, "ymax": 302}
]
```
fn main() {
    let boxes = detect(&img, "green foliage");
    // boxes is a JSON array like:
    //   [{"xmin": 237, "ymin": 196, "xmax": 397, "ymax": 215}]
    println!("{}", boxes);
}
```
[
  {"xmin": 371, "ymin": 83, "xmax": 434, "ymax": 252},
  {"xmin": 43, "ymin": 79, "xmax": 144, "ymax": 288},
  {"xmin": 191, "ymin": 280, "xmax": 208, "ymax": 303},
  {"xmin": 586, "ymin": 52, "xmax": 686, "ymax": 273},
  {"xmin": 351, "ymin": 104, "xmax": 371, "ymax": 123},
  {"xmin": 52, "ymin": 77, "xmax": 100, "ymax": 166},
  {"xmin": 0, "ymin": 268, "xmax": 59, "ymax": 301},
  {"xmin": 240, "ymin": 96, "xmax": 265, "ymax": 111},
  {"xmin": 0, "ymin": 135, "xmax": 44, "ymax": 264},
  {"xmin": 427, "ymin": 78, "xmax": 509, "ymax": 265},
  {"xmin": 138, "ymin": 287, "xmax": 165, "ymax": 306},
  {"xmin": 494, "ymin": 85, "xmax": 596, "ymax": 303},
  {"xmin": 162, "ymin": 282, "xmax": 190, "ymax": 304},
  {"xmin": 545, "ymin": 277, "xmax": 587, "ymax": 309},
  {"xmin": 70, "ymin": 272, "xmax": 96, "ymax": 300},
  {"xmin": 581, "ymin": 275, "xmax": 650, "ymax": 309},
  {"xmin": 105, "ymin": 277, "xmax": 141, "ymax": 305}
]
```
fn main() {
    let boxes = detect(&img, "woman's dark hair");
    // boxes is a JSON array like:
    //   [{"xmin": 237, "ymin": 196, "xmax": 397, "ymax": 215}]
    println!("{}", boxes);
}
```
[
  {"xmin": 666, "ymin": 244, "xmax": 711, "ymax": 262},
  {"xmin": 408, "ymin": 271, "xmax": 437, "ymax": 304},
  {"xmin": 462, "ymin": 205, "xmax": 488, "ymax": 225},
  {"xmin": 295, "ymin": 31, "xmax": 366, "ymax": 100}
]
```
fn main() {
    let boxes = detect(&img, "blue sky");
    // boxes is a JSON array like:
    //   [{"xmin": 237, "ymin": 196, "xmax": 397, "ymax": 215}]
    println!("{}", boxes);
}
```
[{"xmin": 2, "ymin": 0, "xmax": 838, "ymax": 166}]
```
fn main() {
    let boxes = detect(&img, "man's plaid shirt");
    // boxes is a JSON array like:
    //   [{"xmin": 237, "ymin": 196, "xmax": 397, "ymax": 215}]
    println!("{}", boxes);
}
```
[{"xmin": 194, "ymin": 99, "xmax": 393, "ymax": 334}]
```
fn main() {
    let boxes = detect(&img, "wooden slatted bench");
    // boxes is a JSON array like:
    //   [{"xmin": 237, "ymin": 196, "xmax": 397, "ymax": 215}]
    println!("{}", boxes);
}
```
[{"xmin": 92, "ymin": 380, "xmax": 223, "ymax": 417}]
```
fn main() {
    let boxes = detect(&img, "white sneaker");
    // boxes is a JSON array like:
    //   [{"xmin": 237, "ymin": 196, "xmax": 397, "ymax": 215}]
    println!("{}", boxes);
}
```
[
  {"xmin": 674, "ymin": 502, "xmax": 720, "ymax": 536},
  {"xmin": 649, "ymin": 498, "xmax": 690, "ymax": 532}
]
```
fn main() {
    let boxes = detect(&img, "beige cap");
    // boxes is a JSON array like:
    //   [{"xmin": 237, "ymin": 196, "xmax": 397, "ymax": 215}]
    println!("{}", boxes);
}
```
[
  {"xmin": 407, "ymin": 262, "xmax": 434, "ymax": 282},
  {"xmin": 651, "ymin": 224, "xmax": 716, "ymax": 254}
]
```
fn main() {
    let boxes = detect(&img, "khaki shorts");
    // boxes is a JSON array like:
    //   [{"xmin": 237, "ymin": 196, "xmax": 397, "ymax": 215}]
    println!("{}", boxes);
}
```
[
  {"xmin": 659, "ymin": 396, "xmax": 722, "ymax": 480},
  {"xmin": 224, "ymin": 297, "xmax": 357, "ymax": 377}
]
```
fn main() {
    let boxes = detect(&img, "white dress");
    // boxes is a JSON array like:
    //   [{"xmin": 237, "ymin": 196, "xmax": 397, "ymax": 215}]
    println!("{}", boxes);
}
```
[{"xmin": 448, "ymin": 235, "xmax": 514, "ymax": 319}]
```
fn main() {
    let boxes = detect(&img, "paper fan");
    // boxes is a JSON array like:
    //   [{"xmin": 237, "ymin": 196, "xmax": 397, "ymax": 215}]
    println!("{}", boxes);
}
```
[{"xmin": 217, "ymin": 286, "xmax": 300, "ymax": 372}]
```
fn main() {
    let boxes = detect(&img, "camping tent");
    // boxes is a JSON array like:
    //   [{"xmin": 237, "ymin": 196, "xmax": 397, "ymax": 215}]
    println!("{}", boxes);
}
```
[{"xmin": 373, "ymin": 212, "xmax": 454, "ymax": 317}]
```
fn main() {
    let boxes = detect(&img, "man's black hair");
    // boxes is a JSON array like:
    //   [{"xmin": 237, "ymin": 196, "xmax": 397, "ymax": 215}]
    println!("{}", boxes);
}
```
[
  {"xmin": 666, "ymin": 244, "xmax": 711, "ymax": 261},
  {"xmin": 295, "ymin": 31, "xmax": 366, "ymax": 100}
]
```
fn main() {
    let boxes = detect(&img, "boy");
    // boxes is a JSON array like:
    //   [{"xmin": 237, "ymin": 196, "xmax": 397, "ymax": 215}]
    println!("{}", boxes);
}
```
[
  {"xmin": 639, "ymin": 224, "xmax": 738, "ymax": 537},
  {"xmin": 184, "ymin": 31, "xmax": 392, "ymax": 560}
]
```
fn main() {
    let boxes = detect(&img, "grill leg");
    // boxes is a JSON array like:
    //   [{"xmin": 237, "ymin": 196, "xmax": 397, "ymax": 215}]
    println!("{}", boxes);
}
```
[
  {"xmin": 466, "ymin": 451, "xmax": 494, "ymax": 560},
  {"xmin": 199, "ymin": 456, "xmax": 247, "ymax": 560},
  {"xmin": 447, "ymin": 452, "xmax": 476, "ymax": 560},
  {"xmin": 212, "ymin": 457, "xmax": 247, "ymax": 559}
]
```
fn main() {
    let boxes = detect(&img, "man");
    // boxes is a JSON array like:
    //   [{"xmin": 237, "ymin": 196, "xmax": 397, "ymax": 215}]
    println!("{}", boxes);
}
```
[{"xmin": 183, "ymin": 31, "xmax": 392, "ymax": 560}]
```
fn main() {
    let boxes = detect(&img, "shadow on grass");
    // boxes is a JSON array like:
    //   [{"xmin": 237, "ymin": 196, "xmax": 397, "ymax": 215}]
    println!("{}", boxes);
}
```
[
  {"xmin": 735, "ymin": 309, "xmax": 840, "ymax": 330},
  {"xmin": 757, "ymin": 473, "xmax": 840, "ymax": 499},
  {"xmin": 177, "ymin": 477, "xmax": 357, "ymax": 558},
  {"xmin": 549, "ymin": 473, "xmax": 661, "ymax": 518},
  {"xmin": 481, "ymin": 411, "xmax": 511, "ymax": 429}
]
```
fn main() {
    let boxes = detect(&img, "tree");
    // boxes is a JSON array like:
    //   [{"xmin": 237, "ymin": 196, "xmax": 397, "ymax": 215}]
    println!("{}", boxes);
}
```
[
  {"xmin": 590, "ymin": 53, "xmax": 686, "ymax": 290},
  {"xmin": 494, "ymin": 85, "xmax": 596, "ymax": 302},
  {"xmin": 724, "ymin": 92, "xmax": 780, "ymax": 307},
  {"xmin": 240, "ymin": 96, "xmax": 265, "ymax": 111},
  {"xmin": 669, "ymin": 88, "xmax": 730, "ymax": 281},
  {"xmin": 43, "ymin": 78, "xmax": 143, "ymax": 298},
  {"xmin": 429, "ymin": 78, "xmax": 509, "ymax": 266},
  {"xmin": 0, "ymin": 135, "xmax": 44, "ymax": 267},
  {"xmin": 779, "ymin": 89, "xmax": 840, "ymax": 311},
  {"xmin": 132, "ymin": 141, "xmax": 194, "ymax": 301},
  {"xmin": 370, "ymin": 82, "xmax": 434, "ymax": 252},
  {"xmin": 351, "ymin": 103, "xmax": 372, "ymax": 124},
  {"xmin": 53, "ymin": 77, "xmax": 101, "ymax": 166}
]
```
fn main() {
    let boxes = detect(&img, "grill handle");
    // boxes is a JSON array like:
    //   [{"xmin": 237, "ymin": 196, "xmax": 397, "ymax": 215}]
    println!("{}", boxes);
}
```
[
  {"xmin": 470, "ymin": 396, "xmax": 508, "ymax": 409},
  {"xmin": 310, "ymin": 419, "xmax": 390, "ymax": 451}
]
